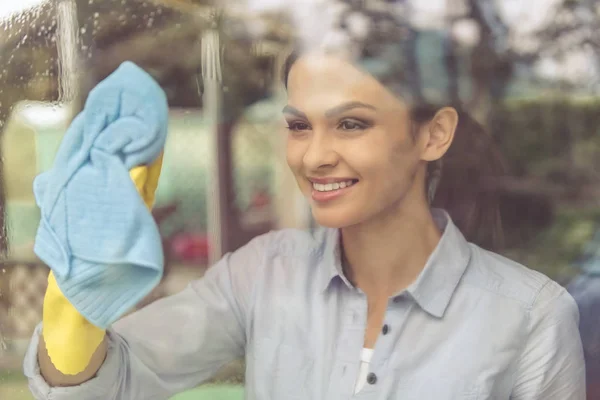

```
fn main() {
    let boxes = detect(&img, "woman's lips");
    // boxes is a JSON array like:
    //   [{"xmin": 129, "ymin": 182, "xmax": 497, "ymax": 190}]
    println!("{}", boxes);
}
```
[{"xmin": 310, "ymin": 179, "xmax": 357, "ymax": 203}]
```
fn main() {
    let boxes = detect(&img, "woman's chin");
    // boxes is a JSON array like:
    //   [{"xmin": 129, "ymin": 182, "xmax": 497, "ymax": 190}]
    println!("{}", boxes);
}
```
[{"xmin": 311, "ymin": 207, "xmax": 361, "ymax": 229}]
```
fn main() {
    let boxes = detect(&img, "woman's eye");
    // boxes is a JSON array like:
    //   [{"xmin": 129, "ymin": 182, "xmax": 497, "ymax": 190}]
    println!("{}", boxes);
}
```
[
  {"xmin": 340, "ymin": 121, "xmax": 362, "ymax": 131},
  {"xmin": 339, "ymin": 120, "xmax": 367, "ymax": 131},
  {"xmin": 287, "ymin": 122, "xmax": 311, "ymax": 131}
]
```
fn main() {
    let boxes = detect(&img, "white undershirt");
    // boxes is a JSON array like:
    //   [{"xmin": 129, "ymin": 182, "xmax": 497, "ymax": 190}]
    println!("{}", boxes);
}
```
[{"xmin": 354, "ymin": 348, "xmax": 374, "ymax": 394}]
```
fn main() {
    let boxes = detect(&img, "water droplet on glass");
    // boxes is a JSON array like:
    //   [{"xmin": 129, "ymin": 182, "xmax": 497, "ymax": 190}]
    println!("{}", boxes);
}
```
[{"xmin": 57, "ymin": 0, "xmax": 80, "ymax": 103}]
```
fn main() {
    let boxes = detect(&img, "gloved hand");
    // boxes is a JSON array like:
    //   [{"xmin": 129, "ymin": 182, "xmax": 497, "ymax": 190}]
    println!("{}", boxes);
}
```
[{"xmin": 42, "ymin": 153, "xmax": 164, "ymax": 375}]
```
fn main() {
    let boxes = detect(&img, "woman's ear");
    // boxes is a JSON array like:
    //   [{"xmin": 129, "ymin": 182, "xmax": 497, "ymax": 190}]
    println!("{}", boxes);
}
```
[{"xmin": 420, "ymin": 107, "xmax": 458, "ymax": 162}]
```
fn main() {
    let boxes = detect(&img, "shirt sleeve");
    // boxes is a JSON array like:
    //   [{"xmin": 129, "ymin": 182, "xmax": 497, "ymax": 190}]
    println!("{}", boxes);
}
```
[
  {"xmin": 24, "ymin": 233, "xmax": 270, "ymax": 400},
  {"xmin": 511, "ymin": 281, "xmax": 586, "ymax": 400}
]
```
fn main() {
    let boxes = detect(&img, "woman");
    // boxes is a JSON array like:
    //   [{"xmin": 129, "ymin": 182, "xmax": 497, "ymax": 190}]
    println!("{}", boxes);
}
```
[{"xmin": 25, "ymin": 50, "xmax": 585, "ymax": 399}]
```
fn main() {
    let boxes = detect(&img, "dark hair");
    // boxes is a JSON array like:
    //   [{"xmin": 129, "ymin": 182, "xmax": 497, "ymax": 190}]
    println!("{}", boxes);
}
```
[{"xmin": 282, "ymin": 53, "xmax": 506, "ymax": 251}]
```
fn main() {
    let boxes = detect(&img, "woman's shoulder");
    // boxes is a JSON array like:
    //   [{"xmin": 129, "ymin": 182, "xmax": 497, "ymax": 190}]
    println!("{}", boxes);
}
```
[
  {"xmin": 225, "ymin": 228, "xmax": 335, "ymax": 290},
  {"xmin": 462, "ymin": 244, "xmax": 575, "ymax": 314}
]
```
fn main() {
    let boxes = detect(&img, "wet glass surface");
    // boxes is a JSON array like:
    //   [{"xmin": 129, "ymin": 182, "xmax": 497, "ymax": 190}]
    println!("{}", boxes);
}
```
[{"xmin": 1, "ymin": 0, "xmax": 599, "ymax": 398}]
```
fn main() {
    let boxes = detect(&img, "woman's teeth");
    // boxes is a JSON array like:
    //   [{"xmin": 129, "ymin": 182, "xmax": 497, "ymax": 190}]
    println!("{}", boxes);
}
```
[{"xmin": 312, "ymin": 180, "xmax": 356, "ymax": 192}]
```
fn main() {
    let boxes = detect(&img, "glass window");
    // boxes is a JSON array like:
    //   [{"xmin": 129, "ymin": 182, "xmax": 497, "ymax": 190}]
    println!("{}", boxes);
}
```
[{"xmin": 1, "ymin": 0, "xmax": 598, "ymax": 398}]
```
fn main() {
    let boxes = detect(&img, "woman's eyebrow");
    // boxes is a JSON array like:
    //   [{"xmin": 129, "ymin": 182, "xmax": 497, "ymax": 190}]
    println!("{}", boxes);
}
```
[
  {"xmin": 324, "ymin": 101, "xmax": 376, "ymax": 118},
  {"xmin": 282, "ymin": 105, "xmax": 307, "ymax": 119}
]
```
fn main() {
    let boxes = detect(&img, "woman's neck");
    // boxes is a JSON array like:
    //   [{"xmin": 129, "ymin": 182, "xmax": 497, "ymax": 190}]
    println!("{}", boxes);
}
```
[{"xmin": 340, "ymin": 198, "xmax": 441, "ymax": 299}]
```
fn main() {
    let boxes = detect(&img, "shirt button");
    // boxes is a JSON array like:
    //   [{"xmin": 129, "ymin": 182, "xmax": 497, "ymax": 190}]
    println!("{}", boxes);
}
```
[
  {"xmin": 382, "ymin": 324, "xmax": 390, "ymax": 335},
  {"xmin": 367, "ymin": 372, "xmax": 378, "ymax": 385}
]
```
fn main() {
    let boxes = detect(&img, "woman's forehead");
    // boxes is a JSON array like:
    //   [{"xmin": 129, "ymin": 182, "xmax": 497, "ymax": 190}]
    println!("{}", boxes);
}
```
[
  {"xmin": 288, "ymin": 54, "xmax": 370, "ymax": 84},
  {"xmin": 286, "ymin": 54, "xmax": 406, "ymax": 112}
]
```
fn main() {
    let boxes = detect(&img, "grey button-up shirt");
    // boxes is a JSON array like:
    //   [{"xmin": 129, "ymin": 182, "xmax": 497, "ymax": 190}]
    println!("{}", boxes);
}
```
[{"xmin": 24, "ymin": 210, "xmax": 586, "ymax": 399}]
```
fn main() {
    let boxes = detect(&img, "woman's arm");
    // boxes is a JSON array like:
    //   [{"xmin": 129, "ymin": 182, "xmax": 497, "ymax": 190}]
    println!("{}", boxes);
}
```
[
  {"xmin": 24, "ymin": 233, "xmax": 268, "ymax": 400},
  {"xmin": 511, "ymin": 282, "xmax": 586, "ymax": 399},
  {"xmin": 37, "ymin": 333, "xmax": 108, "ymax": 387}
]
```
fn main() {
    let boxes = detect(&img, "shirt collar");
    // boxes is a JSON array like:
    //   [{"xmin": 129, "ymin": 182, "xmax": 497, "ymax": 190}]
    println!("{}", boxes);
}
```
[{"xmin": 317, "ymin": 209, "xmax": 472, "ymax": 318}]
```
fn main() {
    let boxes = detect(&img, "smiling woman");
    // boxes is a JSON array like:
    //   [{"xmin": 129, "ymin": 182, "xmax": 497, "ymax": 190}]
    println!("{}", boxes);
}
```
[
  {"xmin": 26, "ymin": 50, "xmax": 586, "ymax": 400},
  {"xmin": 21, "ymin": 3, "xmax": 586, "ymax": 400}
]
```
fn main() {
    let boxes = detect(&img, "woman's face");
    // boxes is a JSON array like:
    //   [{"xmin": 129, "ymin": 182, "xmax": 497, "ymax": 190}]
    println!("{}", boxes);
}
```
[{"xmin": 284, "ymin": 54, "xmax": 439, "ymax": 228}]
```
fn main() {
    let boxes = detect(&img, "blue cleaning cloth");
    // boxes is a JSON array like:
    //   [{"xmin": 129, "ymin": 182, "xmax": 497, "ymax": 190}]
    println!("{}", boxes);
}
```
[{"xmin": 33, "ymin": 61, "xmax": 168, "ymax": 329}]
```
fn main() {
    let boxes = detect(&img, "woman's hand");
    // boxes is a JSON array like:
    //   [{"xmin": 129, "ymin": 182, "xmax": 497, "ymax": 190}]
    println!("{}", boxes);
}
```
[{"xmin": 39, "ymin": 154, "xmax": 165, "ymax": 384}]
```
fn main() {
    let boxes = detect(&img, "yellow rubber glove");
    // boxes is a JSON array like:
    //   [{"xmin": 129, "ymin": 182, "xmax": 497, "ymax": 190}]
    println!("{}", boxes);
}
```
[{"xmin": 42, "ymin": 153, "xmax": 164, "ymax": 375}]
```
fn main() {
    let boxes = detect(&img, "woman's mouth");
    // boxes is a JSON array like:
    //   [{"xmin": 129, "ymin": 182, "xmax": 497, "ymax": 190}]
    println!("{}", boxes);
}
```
[
  {"xmin": 312, "ymin": 180, "xmax": 357, "ymax": 192},
  {"xmin": 310, "ymin": 179, "xmax": 358, "ymax": 202}
]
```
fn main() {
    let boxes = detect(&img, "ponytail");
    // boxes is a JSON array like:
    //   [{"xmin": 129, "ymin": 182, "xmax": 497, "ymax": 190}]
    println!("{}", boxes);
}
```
[{"xmin": 412, "ymin": 105, "xmax": 507, "ymax": 251}]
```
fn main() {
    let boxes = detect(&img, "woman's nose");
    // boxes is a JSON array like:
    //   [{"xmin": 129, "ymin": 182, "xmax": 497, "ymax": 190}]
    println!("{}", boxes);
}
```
[{"xmin": 302, "ymin": 132, "xmax": 339, "ymax": 171}]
